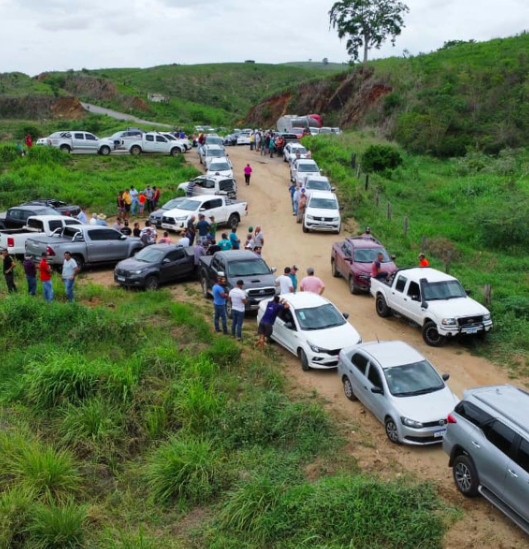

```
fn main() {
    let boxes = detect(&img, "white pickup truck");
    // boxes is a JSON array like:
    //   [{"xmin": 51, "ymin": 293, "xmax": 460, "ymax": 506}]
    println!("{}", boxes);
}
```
[
  {"xmin": 371, "ymin": 267, "xmax": 493, "ymax": 347},
  {"xmin": 126, "ymin": 132, "xmax": 184, "ymax": 156},
  {"xmin": 0, "ymin": 215, "xmax": 83, "ymax": 255},
  {"xmin": 46, "ymin": 131, "xmax": 115, "ymax": 155},
  {"xmin": 178, "ymin": 175, "xmax": 237, "ymax": 199},
  {"xmin": 161, "ymin": 195, "xmax": 248, "ymax": 233}
]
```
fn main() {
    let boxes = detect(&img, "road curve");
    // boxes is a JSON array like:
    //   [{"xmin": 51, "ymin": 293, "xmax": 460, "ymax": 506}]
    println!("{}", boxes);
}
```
[{"xmin": 80, "ymin": 102, "xmax": 172, "ymax": 128}]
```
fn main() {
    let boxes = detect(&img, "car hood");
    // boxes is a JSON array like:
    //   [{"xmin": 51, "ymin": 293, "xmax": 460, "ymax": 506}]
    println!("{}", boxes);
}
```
[
  {"xmin": 305, "ymin": 322, "xmax": 361, "ymax": 350},
  {"xmin": 115, "ymin": 257, "xmax": 155, "ymax": 271},
  {"xmin": 426, "ymin": 298, "xmax": 490, "ymax": 319},
  {"xmin": 163, "ymin": 207, "xmax": 194, "ymax": 218},
  {"xmin": 150, "ymin": 209, "xmax": 167, "ymax": 219},
  {"xmin": 306, "ymin": 207, "xmax": 340, "ymax": 218},
  {"xmin": 354, "ymin": 260, "xmax": 397, "ymax": 275},
  {"xmin": 391, "ymin": 386, "xmax": 459, "ymax": 423},
  {"xmin": 228, "ymin": 274, "xmax": 276, "ymax": 290},
  {"xmin": 207, "ymin": 169, "xmax": 233, "ymax": 177}
]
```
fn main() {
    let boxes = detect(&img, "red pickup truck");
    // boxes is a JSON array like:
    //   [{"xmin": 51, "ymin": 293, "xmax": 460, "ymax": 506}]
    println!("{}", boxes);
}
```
[{"xmin": 331, "ymin": 236, "xmax": 397, "ymax": 294}]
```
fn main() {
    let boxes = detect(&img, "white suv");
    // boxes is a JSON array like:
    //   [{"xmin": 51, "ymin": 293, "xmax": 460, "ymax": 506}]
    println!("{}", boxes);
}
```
[{"xmin": 303, "ymin": 191, "xmax": 341, "ymax": 234}]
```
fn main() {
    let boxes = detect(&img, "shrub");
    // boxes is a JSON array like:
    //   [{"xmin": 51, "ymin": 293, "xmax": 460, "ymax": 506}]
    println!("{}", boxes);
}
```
[
  {"xmin": 146, "ymin": 436, "xmax": 223, "ymax": 503},
  {"xmin": 15, "ymin": 124, "xmax": 43, "ymax": 141},
  {"xmin": 0, "ymin": 487, "xmax": 33, "ymax": 547},
  {"xmin": 362, "ymin": 145, "xmax": 403, "ymax": 173}
]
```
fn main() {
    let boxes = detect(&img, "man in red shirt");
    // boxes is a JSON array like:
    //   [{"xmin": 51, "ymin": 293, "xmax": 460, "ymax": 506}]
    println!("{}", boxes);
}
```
[
  {"xmin": 419, "ymin": 253, "xmax": 429, "ymax": 267},
  {"xmin": 40, "ymin": 252, "xmax": 53, "ymax": 302}
]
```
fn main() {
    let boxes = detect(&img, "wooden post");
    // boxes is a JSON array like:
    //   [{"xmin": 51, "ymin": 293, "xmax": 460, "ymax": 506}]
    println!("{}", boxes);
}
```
[
  {"xmin": 375, "ymin": 189, "xmax": 380, "ymax": 207},
  {"xmin": 386, "ymin": 201, "xmax": 392, "ymax": 220},
  {"xmin": 351, "ymin": 153, "xmax": 357, "ymax": 169},
  {"xmin": 484, "ymin": 284, "xmax": 492, "ymax": 307},
  {"xmin": 403, "ymin": 216, "xmax": 408, "ymax": 237},
  {"xmin": 365, "ymin": 174, "xmax": 369, "ymax": 191},
  {"xmin": 356, "ymin": 166, "xmax": 361, "ymax": 179},
  {"xmin": 445, "ymin": 251, "xmax": 452, "ymax": 274}
]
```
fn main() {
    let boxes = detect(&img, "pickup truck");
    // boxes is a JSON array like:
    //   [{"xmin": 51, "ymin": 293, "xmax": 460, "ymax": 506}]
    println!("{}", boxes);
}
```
[
  {"xmin": 370, "ymin": 267, "xmax": 493, "ymax": 347},
  {"xmin": 199, "ymin": 250, "xmax": 277, "ymax": 316},
  {"xmin": 0, "ymin": 215, "xmax": 82, "ymax": 256},
  {"xmin": 290, "ymin": 158, "xmax": 321, "ymax": 186},
  {"xmin": 22, "ymin": 199, "xmax": 81, "ymax": 217},
  {"xmin": 177, "ymin": 175, "xmax": 237, "ymax": 200},
  {"xmin": 127, "ymin": 132, "xmax": 183, "ymax": 156},
  {"xmin": 161, "ymin": 195, "xmax": 248, "ymax": 233},
  {"xmin": 25, "ymin": 225, "xmax": 143, "ymax": 270},
  {"xmin": 46, "ymin": 131, "xmax": 115, "ymax": 155},
  {"xmin": 0, "ymin": 205, "xmax": 61, "ymax": 230},
  {"xmin": 331, "ymin": 236, "xmax": 397, "ymax": 294}
]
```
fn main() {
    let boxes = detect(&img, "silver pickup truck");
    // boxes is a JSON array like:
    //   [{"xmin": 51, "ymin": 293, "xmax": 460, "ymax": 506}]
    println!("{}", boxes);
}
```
[{"xmin": 25, "ymin": 226, "xmax": 143, "ymax": 270}]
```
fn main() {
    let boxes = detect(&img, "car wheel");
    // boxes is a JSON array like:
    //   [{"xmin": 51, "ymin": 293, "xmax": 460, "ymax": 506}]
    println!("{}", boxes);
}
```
[
  {"xmin": 376, "ymin": 294, "xmax": 391, "ymax": 317},
  {"xmin": 60, "ymin": 145, "xmax": 71, "ymax": 153},
  {"xmin": 99, "ymin": 145, "xmax": 111, "ymax": 156},
  {"xmin": 343, "ymin": 376, "xmax": 357, "ymax": 401},
  {"xmin": 71, "ymin": 254, "xmax": 84, "ymax": 271},
  {"xmin": 385, "ymin": 417, "xmax": 400, "ymax": 444},
  {"xmin": 299, "ymin": 349, "xmax": 310, "ymax": 372},
  {"xmin": 200, "ymin": 273, "xmax": 209, "ymax": 298},
  {"xmin": 130, "ymin": 145, "xmax": 141, "ymax": 156},
  {"xmin": 170, "ymin": 147, "xmax": 181, "ymax": 156},
  {"xmin": 349, "ymin": 276, "xmax": 361, "ymax": 295},
  {"xmin": 422, "ymin": 321, "xmax": 446, "ymax": 347},
  {"xmin": 453, "ymin": 454, "xmax": 480, "ymax": 497},
  {"xmin": 334, "ymin": 225, "xmax": 341, "ymax": 235},
  {"xmin": 145, "ymin": 275, "xmax": 159, "ymax": 291},
  {"xmin": 331, "ymin": 259, "xmax": 341, "ymax": 278},
  {"xmin": 302, "ymin": 223, "xmax": 309, "ymax": 233},
  {"xmin": 228, "ymin": 214, "xmax": 239, "ymax": 229}
]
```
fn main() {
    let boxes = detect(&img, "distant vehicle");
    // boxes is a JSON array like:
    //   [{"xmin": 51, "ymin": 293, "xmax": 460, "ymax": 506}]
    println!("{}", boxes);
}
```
[
  {"xmin": 126, "ymin": 132, "xmax": 184, "ymax": 156},
  {"xmin": 148, "ymin": 197, "xmax": 186, "ymax": 228},
  {"xmin": 177, "ymin": 175, "xmax": 237, "ymax": 200},
  {"xmin": 204, "ymin": 135, "xmax": 224, "ymax": 147},
  {"xmin": 283, "ymin": 143, "xmax": 310, "ymax": 163},
  {"xmin": 302, "ymin": 191, "xmax": 341, "ymax": 234},
  {"xmin": 160, "ymin": 133, "xmax": 190, "ymax": 152},
  {"xmin": 206, "ymin": 157, "xmax": 234, "ymax": 179},
  {"xmin": 236, "ymin": 132, "xmax": 252, "ymax": 146},
  {"xmin": 223, "ymin": 133, "xmax": 238, "ymax": 146},
  {"xmin": 0, "ymin": 205, "xmax": 63, "ymax": 230},
  {"xmin": 290, "ymin": 158, "xmax": 321, "ymax": 186},
  {"xmin": 46, "ymin": 131, "xmax": 115, "ymax": 155},
  {"xmin": 199, "ymin": 250, "xmax": 277, "ymax": 316},
  {"xmin": 338, "ymin": 341, "xmax": 458, "ymax": 445},
  {"xmin": 304, "ymin": 176, "xmax": 334, "ymax": 196},
  {"xmin": 161, "ymin": 195, "xmax": 248, "ymax": 233},
  {"xmin": 276, "ymin": 132, "xmax": 299, "ymax": 145},
  {"xmin": 257, "ymin": 292, "xmax": 361, "ymax": 371},
  {"xmin": 443, "ymin": 384, "xmax": 529, "ymax": 535},
  {"xmin": 25, "ymin": 225, "xmax": 143, "ymax": 270},
  {"xmin": 0, "ymin": 215, "xmax": 82, "ymax": 256},
  {"xmin": 23, "ymin": 199, "xmax": 80, "ymax": 217},
  {"xmin": 331, "ymin": 236, "xmax": 397, "ymax": 294},
  {"xmin": 309, "ymin": 128, "xmax": 321, "ymax": 136},
  {"xmin": 371, "ymin": 268, "xmax": 493, "ymax": 347},
  {"xmin": 320, "ymin": 127, "xmax": 342, "ymax": 135},
  {"xmin": 106, "ymin": 129, "xmax": 144, "ymax": 149},
  {"xmin": 277, "ymin": 115, "xmax": 321, "ymax": 133},
  {"xmin": 115, "ymin": 244, "xmax": 197, "ymax": 290},
  {"xmin": 168, "ymin": 134, "xmax": 192, "ymax": 151},
  {"xmin": 199, "ymin": 144, "xmax": 226, "ymax": 166}
]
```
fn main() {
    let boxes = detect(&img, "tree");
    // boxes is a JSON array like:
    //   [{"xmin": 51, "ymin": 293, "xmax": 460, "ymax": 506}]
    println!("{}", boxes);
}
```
[{"xmin": 329, "ymin": 0, "xmax": 409, "ymax": 64}]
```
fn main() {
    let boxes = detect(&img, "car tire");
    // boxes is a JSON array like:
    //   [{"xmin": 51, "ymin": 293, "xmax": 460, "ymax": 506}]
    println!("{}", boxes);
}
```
[
  {"xmin": 145, "ymin": 275, "xmax": 159, "ymax": 291},
  {"xmin": 299, "ymin": 349, "xmax": 310, "ymax": 372},
  {"xmin": 99, "ymin": 145, "xmax": 111, "ymax": 156},
  {"xmin": 170, "ymin": 147, "xmax": 181, "ymax": 156},
  {"xmin": 130, "ymin": 145, "xmax": 141, "ymax": 156},
  {"xmin": 385, "ymin": 417, "xmax": 400, "ymax": 444},
  {"xmin": 60, "ymin": 145, "xmax": 71, "ymax": 153},
  {"xmin": 228, "ymin": 214, "xmax": 239, "ymax": 229},
  {"xmin": 422, "ymin": 321, "xmax": 446, "ymax": 347},
  {"xmin": 72, "ymin": 254, "xmax": 84, "ymax": 271},
  {"xmin": 200, "ymin": 273, "xmax": 209, "ymax": 298},
  {"xmin": 343, "ymin": 376, "xmax": 357, "ymax": 401},
  {"xmin": 331, "ymin": 259, "xmax": 341, "ymax": 278},
  {"xmin": 349, "ymin": 276, "xmax": 361, "ymax": 295},
  {"xmin": 376, "ymin": 294, "xmax": 391, "ymax": 317},
  {"xmin": 302, "ymin": 223, "xmax": 309, "ymax": 233},
  {"xmin": 453, "ymin": 454, "xmax": 480, "ymax": 497},
  {"xmin": 334, "ymin": 225, "xmax": 341, "ymax": 235}
]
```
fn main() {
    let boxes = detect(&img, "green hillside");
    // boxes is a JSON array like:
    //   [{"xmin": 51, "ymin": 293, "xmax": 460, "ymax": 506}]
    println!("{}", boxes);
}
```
[{"xmin": 283, "ymin": 61, "xmax": 348, "ymax": 71}]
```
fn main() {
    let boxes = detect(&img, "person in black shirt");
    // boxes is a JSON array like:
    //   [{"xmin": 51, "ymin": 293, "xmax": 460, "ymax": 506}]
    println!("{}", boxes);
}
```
[
  {"xmin": 120, "ymin": 220, "xmax": 132, "ymax": 236},
  {"xmin": 2, "ymin": 249, "xmax": 17, "ymax": 293},
  {"xmin": 133, "ymin": 222, "xmax": 141, "ymax": 238},
  {"xmin": 22, "ymin": 254, "xmax": 37, "ymax": 296}
]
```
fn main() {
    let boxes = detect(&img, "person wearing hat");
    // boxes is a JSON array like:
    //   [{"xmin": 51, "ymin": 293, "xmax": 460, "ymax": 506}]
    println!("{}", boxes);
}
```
[
  {"xmin": 229, "ymin": 279, "xmax": 247, "ymax": 340},
  {"xmin": 22, "ymin": 254, "xmax": 37, "ymax": 296},
  {"xmin": 419, "ymin": 253, "xmax": 430, "ymax": 267},
  {"xmin": 96, "ymin": 213, "xmax": 108, "ymax": 226},
  {"xmin": 212, "ymin": 274, "xmax": 228, "ymax": 334},
  {"xmin": 289, "ymin": 265, "xmax": 299, "ymax": 293}
]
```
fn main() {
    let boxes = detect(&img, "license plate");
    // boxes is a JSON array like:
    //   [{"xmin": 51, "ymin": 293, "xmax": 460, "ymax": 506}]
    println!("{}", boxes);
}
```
[
  {"xmin": 434, "ymin": 429, "xmax": 447, "ymax": 438},
  {"xmin": 161, "ymin": 224, "xmax": 173, "ymax": 230},
  {"xmin": 462, "ymin": 327, "xmax": 479, "ymax": 334},
  {"xmin": 116, "ymin": 276, "xmax": 125, "ymax": 282}
]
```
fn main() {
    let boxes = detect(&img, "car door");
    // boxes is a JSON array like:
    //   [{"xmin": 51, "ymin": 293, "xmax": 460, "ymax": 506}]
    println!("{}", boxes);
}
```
[
  {"xmin": 219, "ymin": 178, "xmax": 236, "ymax": 198},
  {"xmin": 388, "ymin": 274, "xmax": 408, "ymax": 314},
  {"xmin": 201, "ymin": 198, "xmax": 225, "ymax": 223},
  {"xmin": 160, "ymin": 248, "xmax": 191, "ymax": 283},
  {"xmin": 503, "ymin": 436, "xmax": 529, "ymax": 520},
  {"xmin": 155, "ymin": 135, "xmax": 169, "ymax": 153},
  {"xmin": 85, "ymin": 133, "xmax": 99, "ymax": 153},
  {"xmin": 72, "ymin": 132, "xmax": 86, "ymax": 152},
  {"xmin": 337, "ymin": 242, "xmax": 352, "ymax": 278},
  {"xmin": 209, "ymin": 255, "xmax": 225, "ymax": 287},
  {"xmin": 364, "ymin": 362, "xmax": 387, "ymax": 422},
  {"xmin": 144, "ymin": 134, "xmax": 156, "ymax": 153},
  {"xmin": 346, "ymin": 352, "xmax": 370, "ymax": 405},
  {"xmin": 273, "ymin": 306, "xmax": 299, "ymax": 353},
  {"xmin": 405, "ymin": 281, "xmax": 425, "ymax": 324}
]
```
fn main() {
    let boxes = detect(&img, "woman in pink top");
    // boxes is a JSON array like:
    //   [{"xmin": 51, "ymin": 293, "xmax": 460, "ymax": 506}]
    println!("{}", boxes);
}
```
[
  {"xmin": 244, "ymin": 164, "xmax": 253, "ymax": 185},
  {"xmin": 158, "ymin": 231, "xmax": 172, "ymax": 244}
]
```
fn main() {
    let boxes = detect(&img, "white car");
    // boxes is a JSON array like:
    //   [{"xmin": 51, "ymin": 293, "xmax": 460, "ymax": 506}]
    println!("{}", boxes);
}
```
[
  {"xmin": 126, "ymin": 132, "xmax": 184, "ymax": 156},
  {"xmin": 283, "ymin": 143, "xmax": 310, "ymax": 164},
  {"xmin": 199, "ymin": 144, "xmax": 226, "ymax": 166},
  {"xmin": 338, "ymin": 341, "xmax": 459, "ymax": 445},
  {"xmin": 161, "ymin": 133, "xmax": 190, "ymax": 152},
  {"xmin": 290, "ymin": 158, "xmax": 320, "ymax": 185},
  {"xmin": 36, "ymin": 137, "xmax": 48, "ymax": 146},
  {"xmin": 178, "ymin": 175, "xmax": 237, "ymax": 199},
  {"xmin": 304, "ymin": 176, "xmax": 334, "ymax": 196},
  {"xmin": 303, "ymin": 191, "xmax": 341, "ymax": 234},
  {"xmin": 257, "ymin": 293, "xmax": 361, "ymax": 371},
  {"xmin": 46, "ymin": 131, "xmax": 115, "ymax": 155},
  {"xmin": 236, "ymin": 131, "xmax": 252, "ymax": 145},
  {"xmin": 206, "ymin": 157, "xmax": 234, "ymax": 178}
]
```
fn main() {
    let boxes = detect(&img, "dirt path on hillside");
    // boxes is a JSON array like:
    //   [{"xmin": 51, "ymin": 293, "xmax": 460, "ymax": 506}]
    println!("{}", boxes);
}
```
[
  {"xmin": 84, "ymin": 145, "xmax": 528, "ymax": 548},
  {"xmin": 80, "ymin": 102, "xmax": 172, "ymax": 128}
]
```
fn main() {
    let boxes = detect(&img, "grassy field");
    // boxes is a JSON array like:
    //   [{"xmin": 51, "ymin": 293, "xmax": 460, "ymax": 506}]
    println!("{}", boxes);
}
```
[
  {"xmin": 304, "ymin": 132, "xmax": 529, "ymax": 375},
  {"xmin": 282, "ymin": 61, "xmax": 348, "ymax": 71}
]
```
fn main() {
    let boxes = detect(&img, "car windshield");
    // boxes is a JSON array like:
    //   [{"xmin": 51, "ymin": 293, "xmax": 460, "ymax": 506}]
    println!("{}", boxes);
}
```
[
  {"xmin": 209, "ymin": 162, "xmax": 231, "ymax": 171},
  {"xmin": 207, "ymin": 137, "xmax": 223, "ymax": 144},
  {"xmin": 162, "ymin": 199, "xmax": 184, "ymax": 210},
  {"xmin": 228, "ymin": 259, "xmax": 270, "ymax": 277},
  {"xmin": 175, "ymin": 199, "xmax": 201, "ymax": 212},
  {"xmin": 306, "ymin": 180, "xmax": 330, "ymax": 191},
  {"xmin": 207, "ymin": 150, "xmax": 224, "ymax": 157},
  {"xmin": 423, "ymin": 281, "xmax": 466, "ymax": 301},
  {"xmin": 134, "ymin": 248, "xmax": 165, "ymax": 263},
  {"xmin": 384, "ymin": 360, "xmax": 445, "ymax": 397},
  {"xmin": 164, "ymin": 134, "xmax": 176, "ymax": 141},
  {"xmin": 295, "ymin": 303, "xmax": 346, "ymax": 331},
  {"xmin": 309, "ymin": 197, "xmax": 337, "ymax": 210},
  {"xmin": 354, "ymin": 248, "xmax": 390, "ymax": 263},
  {"xmin": 298, "ymin": 163, "xmax": 318, "ymax": 172},
  {"xmin": 292, "ymin": 147, "xmax": 307, "ymax": 154}
]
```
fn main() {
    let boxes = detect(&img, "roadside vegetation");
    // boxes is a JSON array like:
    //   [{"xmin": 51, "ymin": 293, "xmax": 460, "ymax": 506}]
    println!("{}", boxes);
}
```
[{"xmin": 305, "ymin": 132, "xmax": 529, "ymax": 375}]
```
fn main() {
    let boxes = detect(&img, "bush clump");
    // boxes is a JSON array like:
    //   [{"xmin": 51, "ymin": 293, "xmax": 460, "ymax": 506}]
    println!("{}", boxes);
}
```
[{"xmin": 362, "ymin": 145, "xmax": 403, "ymax": 173}]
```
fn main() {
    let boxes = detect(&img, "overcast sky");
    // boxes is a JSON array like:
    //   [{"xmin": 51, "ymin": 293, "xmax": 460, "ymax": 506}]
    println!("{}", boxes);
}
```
[{"xmin": 1, "ymin": 0, "xmax": 528, "ymax": 75}]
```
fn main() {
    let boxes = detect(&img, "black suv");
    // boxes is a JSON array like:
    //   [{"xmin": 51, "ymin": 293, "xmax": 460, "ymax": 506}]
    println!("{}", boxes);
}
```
[{"xmin": 23, "ymin": 199, "xmax": 81, "ymax": 217}]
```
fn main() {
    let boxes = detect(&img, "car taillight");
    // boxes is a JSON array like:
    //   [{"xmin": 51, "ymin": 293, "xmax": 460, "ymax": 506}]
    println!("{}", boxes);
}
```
[
  {"xmin": 447, "ymin": 414, "xmax": 457, "ymax": 424},
  {"xmin": 7, "ymin": 237, "xmax": 14, "ymax": 248},
  {"xmin": 46, "ymin": 246, "xmax": 55, "ymax": 257},
  {"xmin": 64, "ymin": 211, "xmax": 70, "ymax": 216}
]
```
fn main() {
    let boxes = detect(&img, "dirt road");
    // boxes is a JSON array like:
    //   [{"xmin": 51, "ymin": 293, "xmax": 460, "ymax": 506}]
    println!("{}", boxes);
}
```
[
  {"xmin": 80, "ymin": 102, "xmax": 172, "ymax": 128},
  {"xmin": 86, "ymin": 145, "xmax": 528, "ymax": 547}
]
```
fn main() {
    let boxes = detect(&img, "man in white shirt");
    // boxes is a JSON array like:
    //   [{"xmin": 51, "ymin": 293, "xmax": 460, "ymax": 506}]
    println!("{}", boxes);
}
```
[
  {"xmin": 178, "ymin": 233, "xmax": 191, "ymax": 247},
  {"xmin": 229, "ymin": 279, "xmax": 247, "ymax": 340},
  {"xmin": 61, "ymin": 251, "xmax": 79, "ymax": 303},
  {"xmin": 89, "ymin": 213, "xmax": 98, "ymax": 225},
  {"xmin": 276, "ymin": 267, "xmax": 294, "ymax": 294},
  {"xmin": 130, "ymin": 186, "xmax": 140, "ymax": 216}
]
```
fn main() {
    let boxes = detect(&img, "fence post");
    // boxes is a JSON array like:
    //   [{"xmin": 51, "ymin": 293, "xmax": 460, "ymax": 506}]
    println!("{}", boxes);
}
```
[
  {"xmin": 445, "ymin": 251, "xmax": 452, "ymax": 274},
  {"xmin": 386, "ymin": 201, "xmax": 392, "ymax": 220},
  {"xmin": 356, "ymin": 166, "xmax": 361, "ymax": 179},
  {"xmin": 403, "ymin": 216, "xmax": 408, "ymax": 237},
  {"xmin": 351, "ymin": 153, "xmax": 357, "ymax": 169},
  {"xmin": 365, "ymin": 174, "xmax": 369, "ymax": 191},
  {"xmin": 484, "ymin": 284, "xmax": 492, "ymax": 307},
  {"xmin": 375, "ymin": 189, "xmax": 380, "ymax": 207}
]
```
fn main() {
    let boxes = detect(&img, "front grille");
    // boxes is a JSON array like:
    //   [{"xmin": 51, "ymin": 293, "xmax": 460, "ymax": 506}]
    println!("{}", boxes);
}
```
[
  {"xmin": 422, "ymin": 419, "xmax": 447, "ymax": 428},
  {"xmin": 458, "ymin": 316, "xmax": 483, "ymax": 327},
  {"xmin": 312, "ymin": 217, "xmax": 335, "ymax": 222},
  {"xmin": 162, "ymin": 216, "xmax": 175, "ymax": 225},
  {"xmin": 405, "ymin": 435, "xmax": 442, "ymax": 444},
  {"xmin": 326, "ymin": 349, "xmax": 341, "ymax": 356},
  {"xmin": 247, "ymin": 287, "xmax": 276, "ymax": 298}
]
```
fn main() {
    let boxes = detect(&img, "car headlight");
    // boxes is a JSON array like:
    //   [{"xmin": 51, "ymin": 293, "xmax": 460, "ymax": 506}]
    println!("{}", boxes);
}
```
[
  {"xmin": 308, "ymin": 342, "xmax": 330, "ymax": 354},
  {"xmin": 483, "ymin": 314, "xmax": 491, "ymax": 321},
  {"xmin": 401, "ymin": 417, "xmax": 424, "ymax": 429},
  {"xmin": 307, "ymin": 215, "xmax": 315, "ymax": 221},
  {"xmin": 131, "ymin": 270, "xmax": 144, "ymax": 275},
  {"xmin": 174, "ymin": 216, "xmax": 188, "ymax": 221},
  {"xmin": 441, "ymin": 318, "xmax": 457, "ymax": 326}
]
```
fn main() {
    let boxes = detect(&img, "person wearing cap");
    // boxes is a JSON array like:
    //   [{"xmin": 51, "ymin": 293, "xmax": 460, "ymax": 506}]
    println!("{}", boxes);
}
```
[
  {"xmin": 2, "ymin": 249, "xmax": 17, "ymax": 293},
  {"xmin": 300, "ymin": 267, "xmax": 325, "ymax": 295},
  {"xmin": 419, "ymin": 253, "xmax": 430, "ymax": 267},
  {"xmin": 289, "ymin": 265, "xmax": 299, "ymax": 293},
  {"xmin": 212, "ymin": 275, "xmax": 229, "ymax": 334},
  {"xmin": 297, "ymin": 188, "xmax": 307, "ymax": 223},
  {"xmin": 40, "ymin": 252, "xmax": 53, "ymax": 302},
  {"xmin": 23, "ymin": 254, "xmax": 37, "ymax": 296},
  {"xmin": 62, "ymin": 251, "xmax": 79, "ymax": 303},
  {"xmin": 229, "ymin": 279, "xmax": 247, "ymax": 340},
  {"xmin": 276, "ymin": 267, "xmax": 294, "ymax": 294}
]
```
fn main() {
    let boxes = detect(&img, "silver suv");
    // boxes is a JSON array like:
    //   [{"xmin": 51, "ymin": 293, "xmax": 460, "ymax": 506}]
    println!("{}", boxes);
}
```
[{"xmin": 443, "ymin": 385, "xmax": 529, "ymax": 535}]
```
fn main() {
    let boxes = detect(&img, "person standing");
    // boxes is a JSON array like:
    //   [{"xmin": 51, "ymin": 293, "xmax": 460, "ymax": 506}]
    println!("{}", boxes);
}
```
[
  {"xmin": 139, "ymin": 193, "xmax": 146, "ymax": 216},
  {"xmin": 276, "ymin": 267, "xmax": 294, "ymax": 294},
  {"xmin": 229, "ymin": 227, "xmax": 240, "ymax": 250},
  {"xmin": 249, "ymin": 131, "xmax": 255, "ymax": 151},
  {"xmin": 158, "ymin": 231, "xmax": 171, "ymax": 244},
  {"xmin": 113, "ymin": 217, "xmax": 124, "ymax": 232},
  {"xmin": 209, "ymin": 216, "xmax": 218, "ymax": 239},
  {"xmin": 229, "ymin": 279, "xmax": 247, "ymax": 340},
  {"xmin": 419, "ymin": 253, "xmax": 430, "ymax": 267},
  {"xmin": 25, "ymin": 134, "xmax": 33, "ymax": 148},
  {"xmin": 121, "ymin": 221, "xmax": 132, "ymax": 236},
  {"xmin": 122, "ymin": 189, "xmax": 132, "ymax": 220},
  {"xmin": 130, "ymin": 186, "xmax": 140, "ymax": 216},
  {"xmin": 77, "ymin": 207, "xmax": 88, "ymax": 224},
  {"xmin": 40, "ymin": 252, "xmax": 53, "ymax": 302},
  {"xmin": 288, "ymin": 182, "xmax": 297, "ymax": 213},
  {"xmin": 289, "ymin": 265, "xmax": 299, "ymax": 293},
  {"xmin": 152, "ymin": 186, "xmax": 161, "ymax": 210},
  {"xmin": 218, "ymin": 233, "xmax": 232, "ymax": 251},
  {"xmin": 144, "ymin": 186, "xmax": 154, "ymax": 213},
  {"xmin": 61, "ymin": 251, "xmax": 79, "ymax": 303},
  {"xmin": 269, "ymin": 135, "xmax": 275, "ymax": 158},
  {"xmin": 133, "ymin": 222, "xmax": 141, "ymax": 238},
  {"xmin": 212, "ymin": 275, "xmax": 228, "ymax": 334},
  {"xmin": 244, "ymin": 164, "xmax": 252, "ymax": 185},
  {"xmin": 2, "ymin": 249, "xmax": 17, "ymax": 293},
  {"xmin": 117, "ymin": 191, "xmax": 125, "ymax": 217},
  {"xmin": 23, "ymin": 255, "xmax": 37, "ymax": 296},
  {"xmin": 255, "ymin": 131, "xmax": 261, "ymax": 152},
  {"xmin": 292, "ymin": 186, "xmax": 301, "ymax": 217},
  {"xmin": 297, "ymin": 188, "xmax": 307, "ymax": 223},
  {"xmin": 89, "ymin": 213, "xmax": 98, "ymax": 225},
  {"xmin": 187, "ymin": 215, "xmax": 197, "ymax": 246},
  {"xmin": 255, "ymin": 296, "xmax": 289, "ymax": 350},
  {"xmin": 254, "ymin": 226, "xmax": 264, "ymax": 251},
  {"xmin": 195, "ymin": 214, "xmax": 211, "ymax": 245},
  {"xmin": 300, "ymin": 267, "xmax": 325, "ymax": 295},
  {"xmin": 96, "ymin": 214, "xmax": 108, "ymax": 226}
]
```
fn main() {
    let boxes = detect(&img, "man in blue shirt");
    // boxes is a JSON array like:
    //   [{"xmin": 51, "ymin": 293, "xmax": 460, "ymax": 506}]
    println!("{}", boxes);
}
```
[
  {"xmin": 212, "ymin": 275, "xmax": 228, "ymax": 334},
  {"xmin": 229, "ymin": 227, "xmax": 240, "ymax": 250},
  {"xmin": 218, "ymin": 233, "xmax": 232, "ymax": 251},
  {"xmin": 195, "ymin": 214, "xmax": 211, "ymax": 245},
  {"xmin": 256, "ymin": 296, "xmax": 289, "ymax": 350}
]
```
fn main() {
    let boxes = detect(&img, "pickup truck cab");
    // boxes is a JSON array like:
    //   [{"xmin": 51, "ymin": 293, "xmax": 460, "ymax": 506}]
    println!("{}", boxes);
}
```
[
  {"xmin": 371, "ymin": 267, "xmax": 493, "ymax": 347},
  {"xmin": 46, "ymin": 131, "xmax": 115, "ymax": 155},
  {"xmin": 161, "ymin": 195, "xmax": 247, "ymax": 233},
  {"xmin": 199, "ymin": 250, "xmax": 277, "ymax": 316},
  {"xmin": 0, "ymin": 205, "xmax": 59, "ymax": 230},
  {"xmin": 178, "ymin": 175, "xmax": 237, "ymax": 200},
  {"xmin": 290, "ymin": 158, "xmax": 321, "ymax": 186},
  {"xmin": 127, "ymin": 132, "xmax": 183, "ymax": 156},
  {"xmin": 206, "ymin": 157, "xmax": 234, "ymax": 179},
  {"xmin": 0, "ymin": 215, "xmax": 82, "ymax": 256},
  {"xmin": 302, "ymin": 191, "xmax": 341, "ymax": 234},
  {"xmin": 331, "ymin": 236, "xmax": 397, "ymax": 294}
]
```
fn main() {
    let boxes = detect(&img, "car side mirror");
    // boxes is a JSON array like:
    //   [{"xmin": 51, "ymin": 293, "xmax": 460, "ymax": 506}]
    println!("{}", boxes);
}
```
[
  {"xmin": 271, "ymin": 267, "xmax": 277, "ymax": 273},
  {"xmin": 391, "ymin": 255, "xmax": 396, "ymax": 260},
  {"xmin": 371, "ymin": 387, "xmax": 383, "ymax": 395},
  {"xmin": 442, "ymin": 373, "xmax": 450, "ymax": 381},
  {"xmin": 199, "ymin": 208, "xmax": 206, "ymax": 212},
  {"xmin": 120, "ymin": 235, "xmax": 127, "ymax": 240},
  {"xmin": 331, "ymin": 187, "xmax": 336, "ymax": 192},
  {"xmin": 343, "ymin": 312, "xmax": 350, "ymax": 319},
  {"xmin": 162, "ymin": 258, "xmax": 171, "ymax": 264}
]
